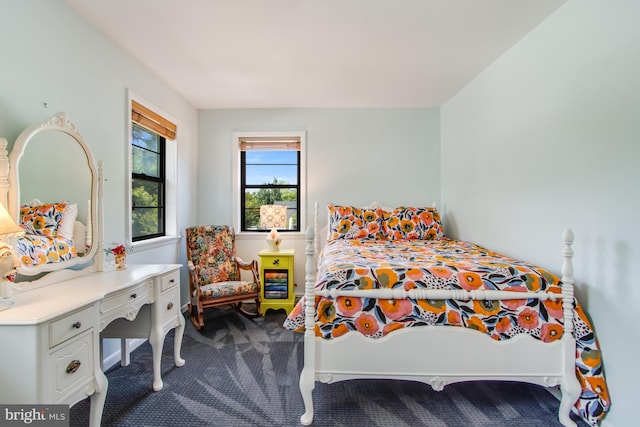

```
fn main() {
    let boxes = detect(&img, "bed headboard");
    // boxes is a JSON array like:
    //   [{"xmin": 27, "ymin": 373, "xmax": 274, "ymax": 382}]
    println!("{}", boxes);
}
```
[{"xmin": 1, "ymin": 112, "xmax": 104, "ymax": 284}]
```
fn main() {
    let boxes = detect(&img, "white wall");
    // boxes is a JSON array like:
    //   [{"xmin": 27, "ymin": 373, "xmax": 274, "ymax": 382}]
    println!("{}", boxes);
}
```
[
  {"xmin": 198, "ymin": 108, "xmax": 441, "ymax": 289},
  {"xmin": 0, "ymin": 0, "xmax": 198, "ymax": 358},
  {"xmin": 441, "ymin": 1, "xmax": 639, "ymax": 425},
  {"xmin": 0, "ymin": 0, "xmax": 198, "ymax": 298}
]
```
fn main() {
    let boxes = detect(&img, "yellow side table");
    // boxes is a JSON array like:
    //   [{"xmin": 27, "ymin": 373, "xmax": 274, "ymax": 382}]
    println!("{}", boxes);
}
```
[{"xmin": 258, "ymin": 248, "xmax": 295, "ymax": 315}]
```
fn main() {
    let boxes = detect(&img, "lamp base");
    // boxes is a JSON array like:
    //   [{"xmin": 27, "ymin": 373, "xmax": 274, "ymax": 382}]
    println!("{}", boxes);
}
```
[
  {"xmin": 0, "ymin": 279, "xmax": 11, "ymax": 299},
  {"xmin": 0, "ymin": 280, "xmax": 15, "ymax": 310}
]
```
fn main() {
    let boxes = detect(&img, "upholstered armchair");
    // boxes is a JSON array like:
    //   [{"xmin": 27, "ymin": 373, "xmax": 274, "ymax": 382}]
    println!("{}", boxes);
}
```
[{"xmin": 185, "ymin": 225, "xmax": 261, "ymax": 330}]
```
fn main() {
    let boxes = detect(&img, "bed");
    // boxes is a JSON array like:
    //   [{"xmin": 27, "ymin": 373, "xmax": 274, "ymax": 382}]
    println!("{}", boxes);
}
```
[{"xmin": 283, "ymin": 203, "xmax": 610, "ymax": 427}]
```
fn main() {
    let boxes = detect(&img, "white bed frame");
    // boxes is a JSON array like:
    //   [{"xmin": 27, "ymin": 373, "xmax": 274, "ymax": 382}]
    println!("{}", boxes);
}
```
[{"xmin": 298, "ymin": 203, "xmax": 582, "ymax": 427}]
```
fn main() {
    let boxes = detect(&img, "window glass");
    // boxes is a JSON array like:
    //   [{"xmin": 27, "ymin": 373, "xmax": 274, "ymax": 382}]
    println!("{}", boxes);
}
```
[
  {"xmin": 132, "ymin": 123, "xmax": 165, "ymax": 240},
  {"xmin": 241, "ymin": 149, "xmax": 300, "ymax": 232}
]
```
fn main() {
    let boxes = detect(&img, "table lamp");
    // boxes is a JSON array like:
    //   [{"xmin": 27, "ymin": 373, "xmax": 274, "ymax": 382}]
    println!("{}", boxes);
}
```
[{"xmin": 0, "ymin": 202, "xmax": 23, "ymax": 309}]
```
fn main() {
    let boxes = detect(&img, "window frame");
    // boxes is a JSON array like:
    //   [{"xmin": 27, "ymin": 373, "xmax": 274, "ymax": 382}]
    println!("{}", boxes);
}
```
[
  {"xmin": 127, "ymin": 90, "xmax": 179, "ymax": 250},
  {"xmin": 233, "ymin": 131, "xmax": 306, "ymax": 236}
]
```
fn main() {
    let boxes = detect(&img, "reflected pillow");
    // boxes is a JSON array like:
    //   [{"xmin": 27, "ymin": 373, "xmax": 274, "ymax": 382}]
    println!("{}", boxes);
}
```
[
  {"xmin": 327, "ymin": 204, "xmax": 386, "ymax": 241},
  {"xmin": 20, "ymin": 202, "xmax": 68, "ymax": 238},
  {"xmin": 58, "ymin": 203, "xmax": 78, "ymax": 240},
  {"xmin": 384, "ymin": 206, "xmax": 444, "ymax": 240}
]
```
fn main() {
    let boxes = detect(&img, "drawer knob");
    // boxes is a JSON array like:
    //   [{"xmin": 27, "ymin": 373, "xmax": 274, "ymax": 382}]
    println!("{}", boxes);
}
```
[
  {"xmin": 272, "ymin": 259, "xmax": 280, "ymax": 266},
  {"xmin": 66, "ymin": 360, "xmax": 81, "ymax": 374},
  {"xmin": 72, "ymin": 321, "xmax": 82, "ymax": 329},
  {"xmin": 169, "ymin": 279, "xmax": 175, "ymax": 284},
  {"xmin": 131, "ymin": 293, "xmax": 137, "ymax": 299},
  {"xmin": 167, "ymin": 302, "xmax": 174, "ymax": 310}
]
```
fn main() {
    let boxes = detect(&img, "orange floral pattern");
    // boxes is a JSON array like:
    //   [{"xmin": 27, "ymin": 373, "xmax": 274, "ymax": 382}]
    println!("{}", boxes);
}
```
[
  {"xmin": 283, "ymin": 238, "xmax": 610, "ymax": 425},
  {"xmin": 20, "ymin": 202, "xmax": 68, "ymax": 238},
  {"xmin": 16, "ymin": 234, "xmax": 77, "ymax": 267},
  {"xmin": 383, "ymin": 207, "xmax": 444, "ymax": 240},
  {"xmin": 327, "ymin": 205, "xmax": 386, "ymax": 240}
]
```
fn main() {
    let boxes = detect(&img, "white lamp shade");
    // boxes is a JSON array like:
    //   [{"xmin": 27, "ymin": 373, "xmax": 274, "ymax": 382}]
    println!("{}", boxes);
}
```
[{"xmin": 0, "ymin": 203, "xmax": 23, "ymax": 236}]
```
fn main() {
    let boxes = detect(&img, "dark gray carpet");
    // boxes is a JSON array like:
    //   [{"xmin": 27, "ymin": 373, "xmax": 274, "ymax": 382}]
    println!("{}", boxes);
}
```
[{"xmin": 71, "ymin": 308, "xmax": 588, "ymax": 426}]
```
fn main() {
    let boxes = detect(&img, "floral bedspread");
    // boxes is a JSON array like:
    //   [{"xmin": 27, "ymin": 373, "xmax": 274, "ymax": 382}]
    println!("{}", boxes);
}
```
[
  {"xmin": 16, "ymin": 234, "xmax": 77, "ymax": 267},
  {"xmin": 283, "ymin": 238, "xmax": 610, "ymax": 425}
]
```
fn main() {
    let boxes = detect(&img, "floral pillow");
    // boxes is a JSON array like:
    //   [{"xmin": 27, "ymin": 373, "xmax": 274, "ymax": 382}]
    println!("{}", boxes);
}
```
[
  {"xmin": 20, "ymin": 202, "xmax": 68, "ymax": 238},
  {"xmin": 327, "ymin": 204, "xmax": 386, "ymax": 241},
  {"xmin": 384, "ymin": 206, "xmax": 444, "ymax": 240}
]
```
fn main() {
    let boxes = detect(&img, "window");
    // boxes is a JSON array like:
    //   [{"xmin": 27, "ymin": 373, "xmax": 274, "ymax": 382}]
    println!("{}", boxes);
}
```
[
  {"xmin": 130, "ymin": 99, "xmax": 176, "ymax": 242},
  {"xmin": 235, "ymin": 133, "xmax": 305, "ymax": 233}
]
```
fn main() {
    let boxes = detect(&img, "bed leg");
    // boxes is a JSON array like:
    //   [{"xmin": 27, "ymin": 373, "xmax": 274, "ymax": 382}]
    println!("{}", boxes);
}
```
[
  {"xmin": 558, "ymin": 382, "xmax": 580, "ymax": 427},
  {"xmin": 299, "ymin": 365, "xmax": 315, "ymax": 425}
]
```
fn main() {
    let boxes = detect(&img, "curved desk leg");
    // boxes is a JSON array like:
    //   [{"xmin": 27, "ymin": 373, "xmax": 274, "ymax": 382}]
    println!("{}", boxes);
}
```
[
  {"xmin": 89, "ymin": 367, "xmax": 108, "ymax": 427},
  {"xmin": 173, "ymin": 314, "xmax": 185, "ymax": 367},
  {"xmin": 149, "ymin": 324, "xmax": 165, "ymax": 391}
]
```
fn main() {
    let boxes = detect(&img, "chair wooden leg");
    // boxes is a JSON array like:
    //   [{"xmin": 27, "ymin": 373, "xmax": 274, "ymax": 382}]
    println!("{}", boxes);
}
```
[{"xmin": 188, "ymin": 303, "xmax": 204, "ymax": 330}]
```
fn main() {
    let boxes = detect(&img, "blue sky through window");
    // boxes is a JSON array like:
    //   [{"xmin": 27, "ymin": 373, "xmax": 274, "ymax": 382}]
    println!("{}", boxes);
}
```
[{"xmin": 246, "ymin": 151, "xmax": 298, "ymax": 185}]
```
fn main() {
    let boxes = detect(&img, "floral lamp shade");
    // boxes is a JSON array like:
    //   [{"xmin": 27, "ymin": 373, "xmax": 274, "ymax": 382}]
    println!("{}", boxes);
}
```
[{"xmin": 259, "ymin": 205, "xmax": 287, "ymax": 229}]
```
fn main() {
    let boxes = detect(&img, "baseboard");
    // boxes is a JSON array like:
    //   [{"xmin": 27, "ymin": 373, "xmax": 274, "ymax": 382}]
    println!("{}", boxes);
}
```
[
  {"xmin": 546, "ymin": 386, "xmax": 562, "ymax": 400},
  {"xmin": 102, "ymin": 338, "xmax": 147, "ymax": 371},
  {"xmin": 102, "ymin": 305, "xmax": 189, "ymax": 371}
]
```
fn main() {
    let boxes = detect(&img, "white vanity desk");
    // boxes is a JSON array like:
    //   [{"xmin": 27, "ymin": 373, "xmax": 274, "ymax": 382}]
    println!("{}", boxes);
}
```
[
  {"xmin": 0, "ymin": 264, "xmax": 185, "ymax": 427},
  {"xmin": 0, "ymin": 113, "xmax": 186, "ymax": 426}
]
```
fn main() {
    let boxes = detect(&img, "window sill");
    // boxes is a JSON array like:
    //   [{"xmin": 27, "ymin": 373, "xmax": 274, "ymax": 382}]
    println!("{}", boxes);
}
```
[
  {"xmin": 132, "ymin": 235, "xmax": 182, "ymax": 251},
  {"xmin": 236, "ymin": 231, "xmax": 305, "ymax": 240}
]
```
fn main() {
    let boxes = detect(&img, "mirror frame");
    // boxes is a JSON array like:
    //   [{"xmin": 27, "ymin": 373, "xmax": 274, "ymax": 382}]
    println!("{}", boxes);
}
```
[{"xmin": 4, "ymin": 112, "xmax": 103, "ymax": 276}]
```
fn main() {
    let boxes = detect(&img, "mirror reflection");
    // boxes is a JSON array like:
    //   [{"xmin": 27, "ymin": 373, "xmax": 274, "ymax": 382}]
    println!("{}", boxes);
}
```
[{"xmin": 8, "ymin": 113, "xmax": 99, "ymax": 277}]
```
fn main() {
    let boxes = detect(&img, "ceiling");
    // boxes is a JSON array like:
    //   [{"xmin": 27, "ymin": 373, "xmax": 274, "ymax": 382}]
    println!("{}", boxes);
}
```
[{"xmin": 65, "ymin": 0, "xmax": 565, "ymax": 109}]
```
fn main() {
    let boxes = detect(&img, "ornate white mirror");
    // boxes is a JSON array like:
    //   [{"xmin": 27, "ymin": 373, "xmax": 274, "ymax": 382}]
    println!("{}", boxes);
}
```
[{"xmin": 3, "ymin": 113, "xmax": 103, "ymax": 282}]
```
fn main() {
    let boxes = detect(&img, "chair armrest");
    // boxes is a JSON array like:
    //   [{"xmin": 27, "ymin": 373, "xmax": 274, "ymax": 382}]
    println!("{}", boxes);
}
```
[
  {"xmin": 235, "ymin": 256, "xmax": 253, "ymax": 269},
  {"xmin": 187, "ymin": 260, "xmax": 204, "ymax": 297},
  {"xmin": 235, "ymin": 256, "xmax": 261, "ymax": 290}
]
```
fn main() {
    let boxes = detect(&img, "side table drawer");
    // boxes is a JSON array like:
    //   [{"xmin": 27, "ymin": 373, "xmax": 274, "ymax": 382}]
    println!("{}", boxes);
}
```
[
  {"xmin": 49, "ymin": 305, "xmax": 95, "ymax": 348},
  {"xmin": 262, "ymin": 256, "xmax": 290, "ymax": 268}
]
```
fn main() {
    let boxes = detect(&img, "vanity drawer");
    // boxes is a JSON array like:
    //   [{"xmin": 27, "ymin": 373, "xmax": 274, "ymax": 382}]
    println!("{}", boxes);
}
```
[
  {"xmin": 161, "ymin": 270, "xmax": 179, "ymax": 292},
  {"xmin": 50, "ymin": 330, "xmax": 94, "ymax": 403},
  {"xmin": 101, "ymin": 280, "xmax": 153, "ymax": 314},
  {"xmin": 160, "ymin": 288, "xmax": 179, "ymax": 324},
  {"xmin": 99, "ymin": 280, "xmax": 153, "ymax": 328},
  {"xmin": 49, "ymin": 305, "xmax": 95, "ymax": 348}
]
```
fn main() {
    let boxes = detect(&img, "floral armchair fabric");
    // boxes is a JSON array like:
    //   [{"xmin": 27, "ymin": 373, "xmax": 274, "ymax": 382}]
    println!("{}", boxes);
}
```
[{"xmin": 185, "ymin": 225, "xmax": 261, "ymax": 330}]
